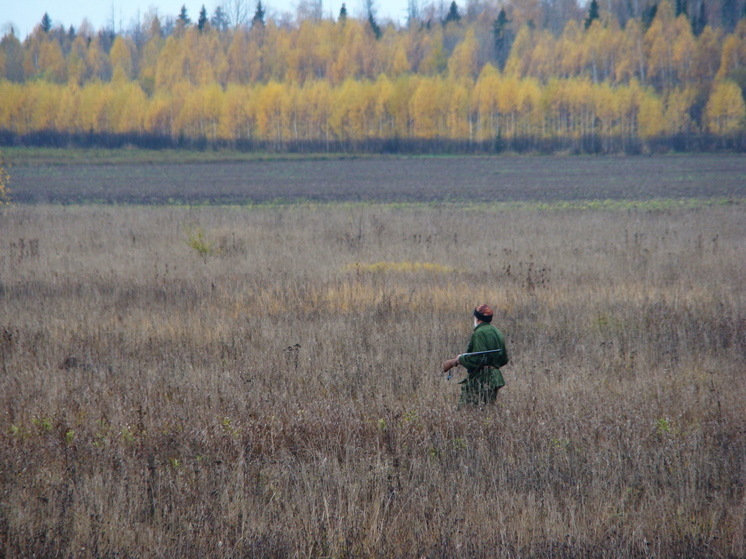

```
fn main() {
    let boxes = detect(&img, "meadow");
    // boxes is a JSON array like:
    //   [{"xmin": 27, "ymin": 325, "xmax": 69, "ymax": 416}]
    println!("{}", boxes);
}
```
[{"xmin": 0, "ymin": 153, "xmax": 744, "ymax": 558}]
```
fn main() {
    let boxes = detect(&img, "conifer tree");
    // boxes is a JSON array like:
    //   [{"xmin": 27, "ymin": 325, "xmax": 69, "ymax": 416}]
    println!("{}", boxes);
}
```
[
  {"xmin": 492, "ymin": 8, "xmax": 512, "ymax": 70},
  {"xmin": 178, "ymin": 5, "xmax": 192, "ymax": 26},
  {"xmin": 642, "ymin": 3, "xmax": 658, "ymax": 29},
  {"xmin": 41, "ymin": 13, "xmax": 52, "ymax": 33},
  {"xmin": 198, "ymin": 6, "xmax": 209, "ymax": 31},
  {"xmin": 368, "ymin": 11, "xmax": 382, "ymax": 39},
  {"xmin": 691, "ymin": 0, "xmax": 707, "ymax": 35},
  {"xmin": 444, "ymin": 1, "xmax": 461, "ymax": 24},
  {"xmin": 585, "ymin": 0, "xmax": 600, "ymax": 29},
  {"xmin": 211, "ymin": 7, "xmax": 230, "ymax": 31},
  {"xmin": 339, "ymin": 3, "xmax": 348, "ymax": 22},
  {"xmin": 252, "ymin": 1, "xmax": 266, "ymax": 28}
]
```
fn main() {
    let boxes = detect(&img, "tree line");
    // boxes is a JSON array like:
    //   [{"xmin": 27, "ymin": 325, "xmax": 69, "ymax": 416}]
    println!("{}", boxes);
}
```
[{"xmin": 1, "ymin": 0, "xmax": 745, "ymax": 153}]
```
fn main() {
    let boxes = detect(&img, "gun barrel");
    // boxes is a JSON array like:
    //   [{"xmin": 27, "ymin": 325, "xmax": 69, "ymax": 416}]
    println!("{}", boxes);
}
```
[{"xmin": 460, "ymin": 349, "xmax": 503, "ymax": 358}]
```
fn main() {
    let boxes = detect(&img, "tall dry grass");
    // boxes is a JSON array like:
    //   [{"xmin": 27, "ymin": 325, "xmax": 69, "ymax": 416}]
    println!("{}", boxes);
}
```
[{"xmin": 0, "ymin": 203, "xmax": 744, "ymax": 558}]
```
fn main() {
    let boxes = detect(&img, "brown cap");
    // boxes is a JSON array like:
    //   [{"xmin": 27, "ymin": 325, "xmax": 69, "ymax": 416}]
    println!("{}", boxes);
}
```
[{"xmin": 474, "ymin": 304, "xmax": 493, "ymax": 323}]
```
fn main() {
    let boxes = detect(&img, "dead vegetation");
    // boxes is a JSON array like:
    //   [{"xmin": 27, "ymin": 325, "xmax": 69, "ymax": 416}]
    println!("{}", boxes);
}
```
[{"xmin": 0, "ymin": 203, "xmax": 744, "ymax": 558}]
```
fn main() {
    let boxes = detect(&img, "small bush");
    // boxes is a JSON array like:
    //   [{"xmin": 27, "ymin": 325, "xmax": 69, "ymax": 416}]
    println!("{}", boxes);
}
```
[{"xmin": 186, "ymin": 226, "xmax": 214, "ymax": 259}]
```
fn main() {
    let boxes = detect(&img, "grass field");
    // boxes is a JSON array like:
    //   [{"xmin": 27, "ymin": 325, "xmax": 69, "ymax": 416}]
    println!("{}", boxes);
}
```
[{"xmin": 0, "ymin": 152, "xmax": 744, "ymax": 558}]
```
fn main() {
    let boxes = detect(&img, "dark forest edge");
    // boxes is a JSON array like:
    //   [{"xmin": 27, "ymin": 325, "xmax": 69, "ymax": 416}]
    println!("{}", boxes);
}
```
[{"xmin": 2, "ymin": 130, "xmax": 745, "ymax": 158}]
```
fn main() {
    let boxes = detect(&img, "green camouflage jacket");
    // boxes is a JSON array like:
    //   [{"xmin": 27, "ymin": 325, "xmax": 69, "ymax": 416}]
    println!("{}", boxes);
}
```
[{"xmin": 457, "ymin": 322, "xmax": 508, "ymax": 388}]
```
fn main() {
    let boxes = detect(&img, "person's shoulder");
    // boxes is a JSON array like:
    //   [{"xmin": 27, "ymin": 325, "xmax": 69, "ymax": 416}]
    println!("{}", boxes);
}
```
[
  {"xmin": 475, "ymin": 323, "xmax": 497, "ymax": 336},
  {"xmin": 483, "ymin": 323, "xmax": 503, "ymax": 338}
]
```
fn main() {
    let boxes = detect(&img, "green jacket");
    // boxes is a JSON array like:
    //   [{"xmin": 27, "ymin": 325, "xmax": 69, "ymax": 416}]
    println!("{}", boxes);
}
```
[{"xmin": 457, "ymin": 322, "xmax": 508, "ymax": 388}]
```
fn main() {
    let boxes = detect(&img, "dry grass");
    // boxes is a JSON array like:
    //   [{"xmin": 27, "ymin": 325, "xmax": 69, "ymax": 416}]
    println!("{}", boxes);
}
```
[{"xmin": 0, "ymin": 203, "xmax": 744, "ymax": 558}]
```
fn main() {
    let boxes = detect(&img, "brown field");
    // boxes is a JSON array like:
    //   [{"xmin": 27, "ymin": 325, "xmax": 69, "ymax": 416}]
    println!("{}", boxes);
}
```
[
  {"xmin": 6, "ymin": 151, "xmax": 746, "ymax": 204},
  {"xmin": 0, "ymin": 154, "xmax": 745, "ymax": 558}
]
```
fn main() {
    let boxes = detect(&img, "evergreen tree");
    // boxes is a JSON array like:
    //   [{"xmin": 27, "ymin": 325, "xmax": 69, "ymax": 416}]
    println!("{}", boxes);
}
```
[
  {"xmin": 444, "ymin": 1, "xmax": 461, "ymax": 24},
  {"xmin": 368, "ymin": 11, "xmax": 382, "ymax": 39},
  {"xmin": 585, "ymin": 0, "xmax": 601, "ymax": 29},
  {"xmin": 178, "ymin": 5, "xmax": 191, "ymax": 26},
  {"xmin": 339, "ymin": 3, "xmax": 348, "ymax": 22},
  {"xmin": 642, "ymin": 3, "xmax": 658, "ymax": 29},
  {"xmin": 691, "ymin": 0, "xmax": 707, "ymax": 34},
  {"xmin": 198, "ymin": 5, "xmax": 209, "ymax": 31},
  {"xmin": 675, "ymin": 0, "xmax": 688, "ymax": 16},
  {"xmin": 492, "ymin": 8, "xmax": 512, "ymax": 71},
  {"xmin": 252, "ymin": 1, "xmax": 266, "ymax": 28},
  {"xmin": 98, "ymin": 28, "xmax": 116, "ymax": 53},
  {"xmin": 211, "ymin": 6, "xmax": 230, "ymax": 31},
  {"xmin": 41, "ymin": 13, "xmax": 52, "ymax": 33}
]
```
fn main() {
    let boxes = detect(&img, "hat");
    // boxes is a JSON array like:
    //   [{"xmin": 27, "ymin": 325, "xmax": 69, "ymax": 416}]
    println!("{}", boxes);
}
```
[{"xmin": 473, "ymin": 304, "xmax": 493, "ymax": 323}]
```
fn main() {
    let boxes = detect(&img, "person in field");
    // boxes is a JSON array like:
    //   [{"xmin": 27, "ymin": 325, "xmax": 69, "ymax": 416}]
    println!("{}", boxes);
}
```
[{"xmin": 442, "ymin": 304, "xmax": 509, "ymax": 406}]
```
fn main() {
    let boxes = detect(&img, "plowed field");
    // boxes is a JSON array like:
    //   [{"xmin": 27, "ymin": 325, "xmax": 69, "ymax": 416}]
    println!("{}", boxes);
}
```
[{"xmin": 9, "ymin": 153, "xmax": 745, "ymax": 204}]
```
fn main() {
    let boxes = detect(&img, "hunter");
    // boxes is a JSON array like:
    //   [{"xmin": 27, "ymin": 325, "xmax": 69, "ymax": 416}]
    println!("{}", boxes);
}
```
[{"xmin": 442, "ymin": 304, "xmax": 509, "ymax": 406}]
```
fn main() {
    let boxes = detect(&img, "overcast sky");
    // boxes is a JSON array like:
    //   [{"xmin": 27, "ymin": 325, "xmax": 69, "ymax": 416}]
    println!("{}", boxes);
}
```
[{"xmin": 2, "ymin": 0, "xmax": 410, "ymax": 39}]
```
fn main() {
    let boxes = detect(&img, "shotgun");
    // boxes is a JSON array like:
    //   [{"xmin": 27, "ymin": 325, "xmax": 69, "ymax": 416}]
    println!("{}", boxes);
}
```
[
  {"xmin": 446, "ymin": 349, "xmax": 503, "ymax": 380},
  {"xmin": 460, "ymin": 349, "xmax": 503, "ymax": 358}
]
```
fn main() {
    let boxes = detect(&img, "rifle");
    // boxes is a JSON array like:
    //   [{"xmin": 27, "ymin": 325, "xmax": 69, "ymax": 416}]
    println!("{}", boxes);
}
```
[
  {"xmin": 446, "ymin": 349, "xmax": 503, "ymax": 380},
  {"xmin": 460, "ymin": 349, "xmax": 503, "ymax": 358}
]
